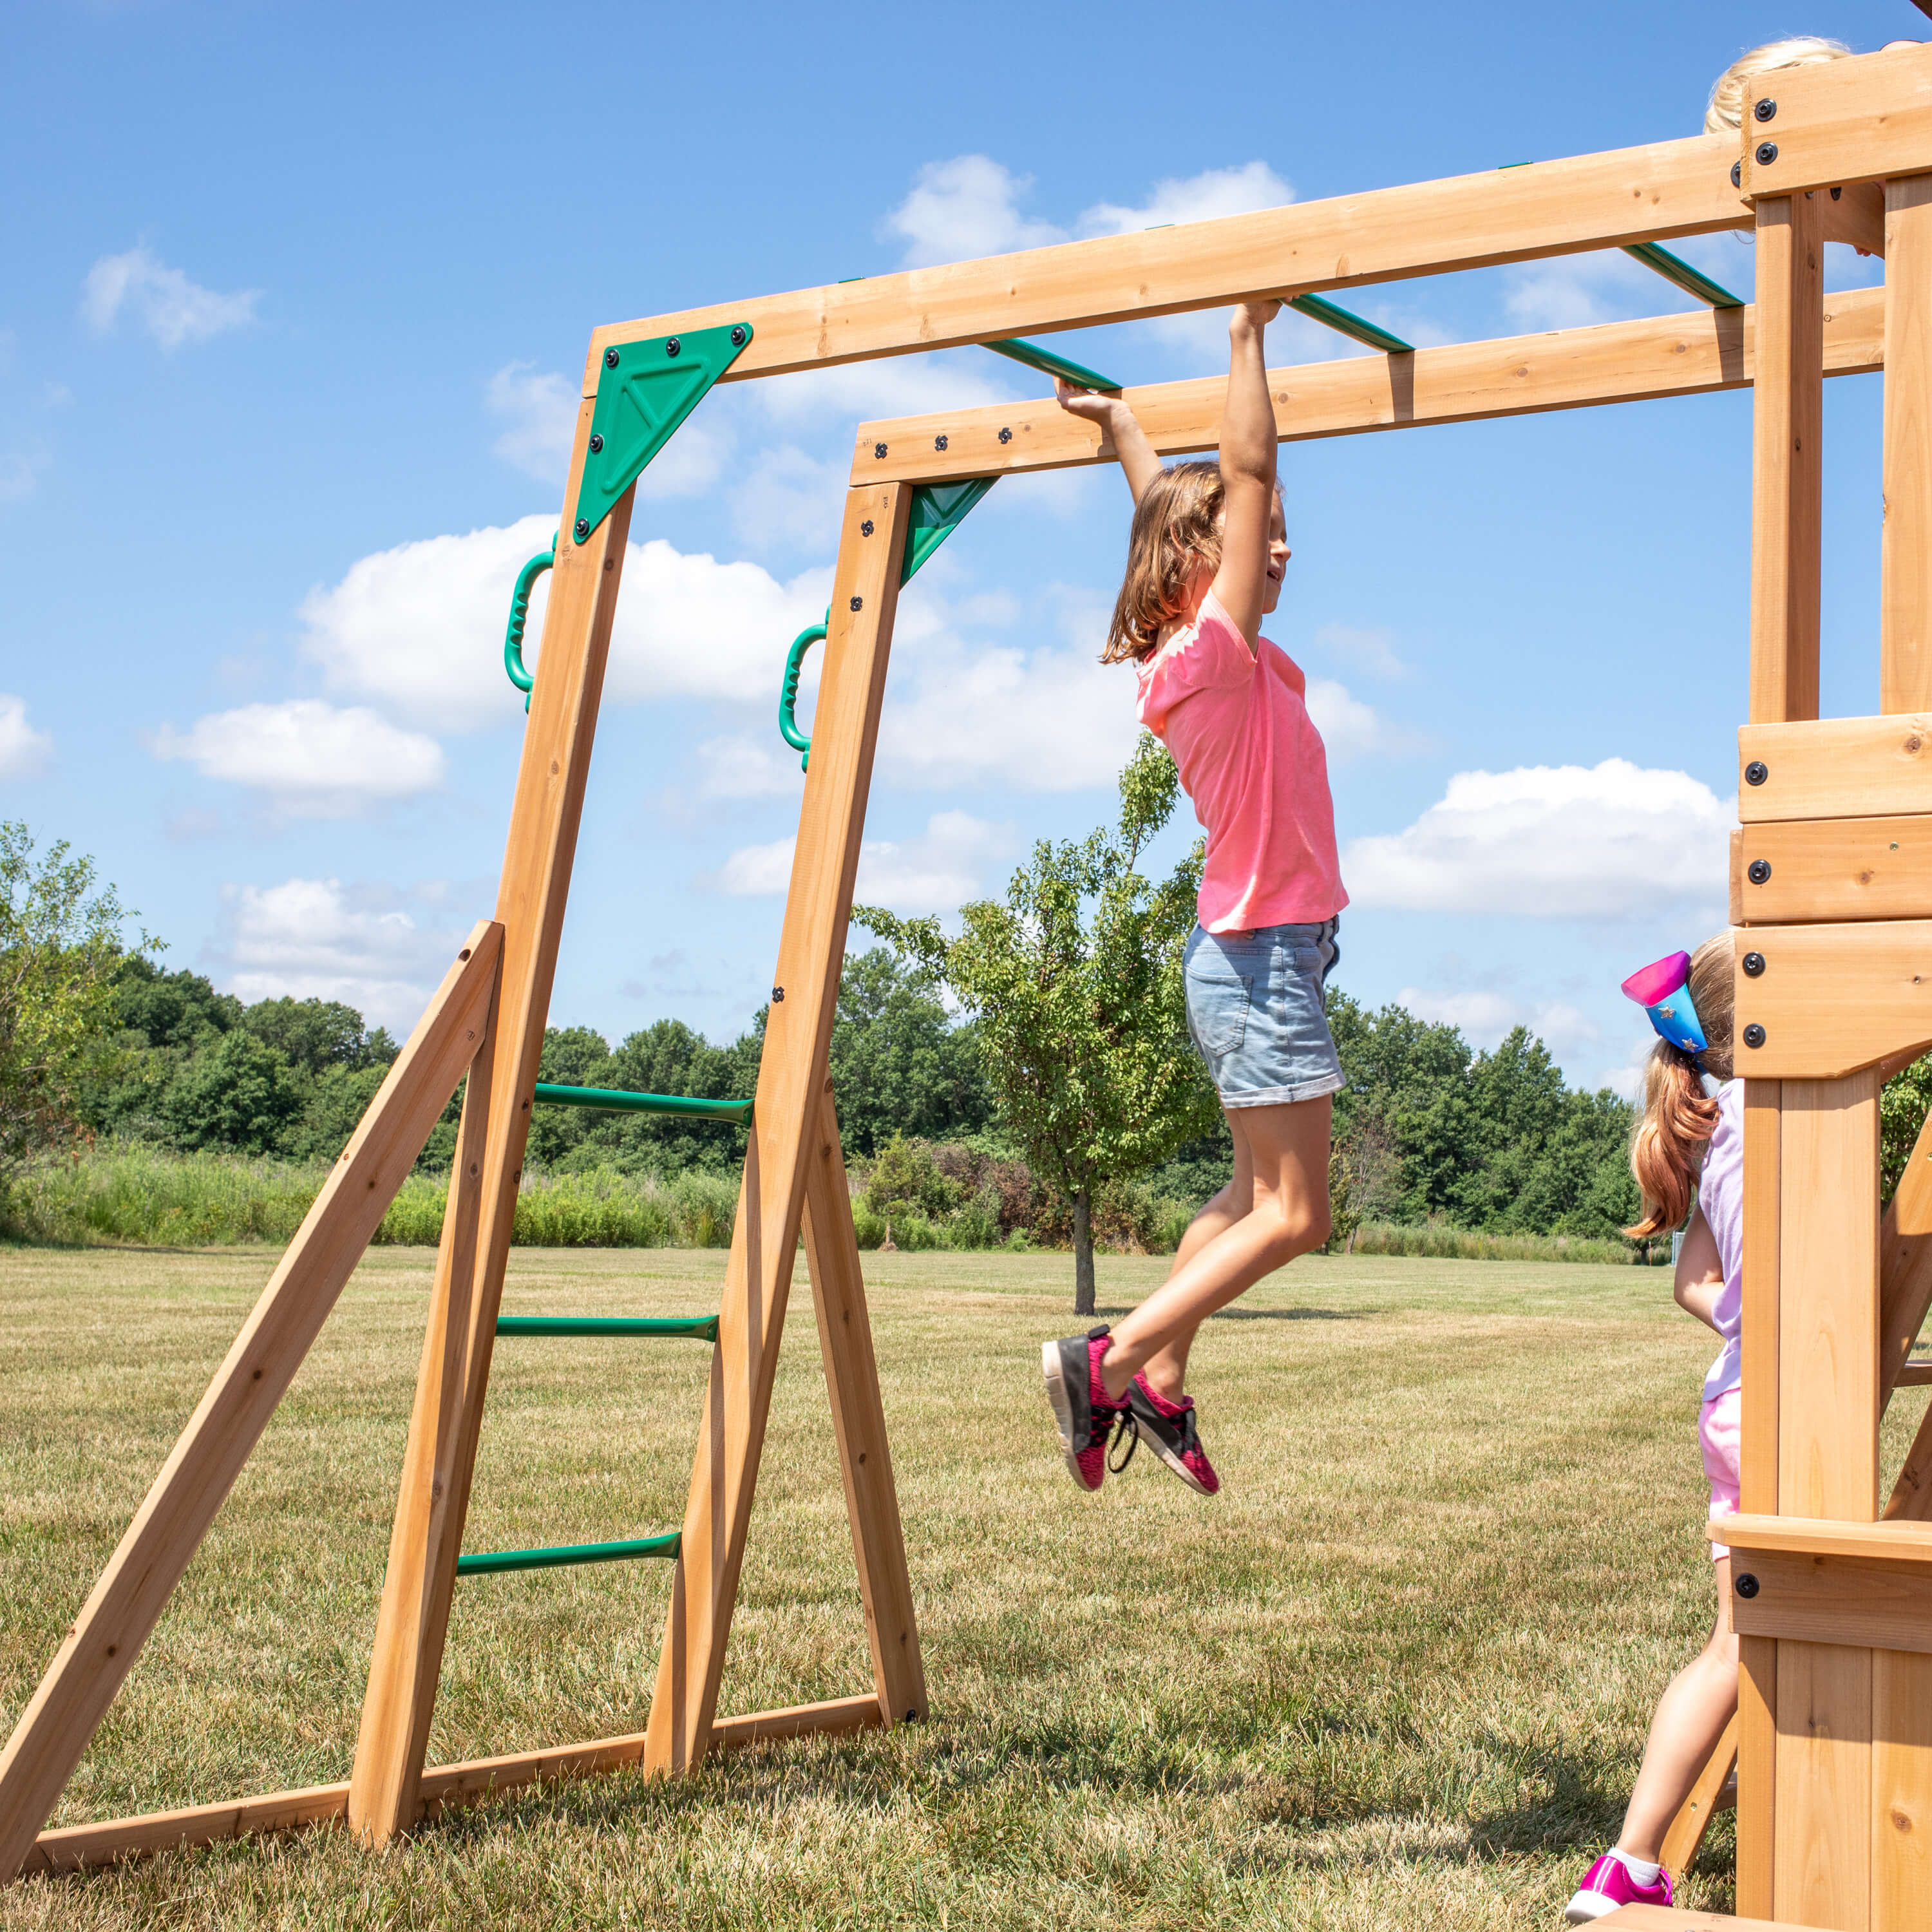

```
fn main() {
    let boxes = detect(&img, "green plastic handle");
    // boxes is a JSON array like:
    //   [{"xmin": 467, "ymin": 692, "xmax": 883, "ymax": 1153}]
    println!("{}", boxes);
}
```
[
  {"xmin": 504, "ymin": 540, "xmax": 556, "ymax": 710},
  {"xmin": 779, "ymin": 610, "xmax": 829, "ymax": 772}
]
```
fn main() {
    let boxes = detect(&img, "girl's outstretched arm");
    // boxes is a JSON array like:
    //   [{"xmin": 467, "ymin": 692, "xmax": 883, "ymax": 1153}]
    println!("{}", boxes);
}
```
[
  {"xmin": 1674, "ymin": 1206, "xmax": 1724, "ymax": 1331},
  {"xmin": 1054, "ymin": 379, "xmax": 1163, "ymax": 506},
  {"xmin": 1211, "ymin": 302, "xmax": 1280, "ymax": 645}
]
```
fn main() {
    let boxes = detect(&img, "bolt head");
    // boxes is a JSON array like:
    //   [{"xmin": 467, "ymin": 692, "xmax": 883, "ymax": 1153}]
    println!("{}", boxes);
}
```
[
  {"xmin": 999, "ymin": 426, "xmax": 1012, "ymax": 444},
  {"xmin": 1745, "ymin": 760, "xmax": 1768, "ymax": 785},
  {"xmin": 1743, "ymin": 1024, "xmax": 1766, "ymax": 1049},
  {"xmin": 1736, "ymin": 1571, "xmax": 1760, "ymax": 1598},
  {"xmin": 849, "ymin": 595, "xmax": 863, "ymax": 612},
  {"xmin": 605, "ymin": 347, "xmax": 620, "ymax": 368},
  {"xmin": 665, "ymin": 336, "xmax": 681, "ymax": 357},
  {"xmin": 1748, "ymin": 859, "xmax": 1772, "ymax": 885},
  {"xmin": 574, "ymin": 517, "xmax": 590, "ymax": 541},
  {"xmin": 860, "ymin": 520, "xmax": 875, "ymax": 536},
  {"xmin": 588, "ymin": 433, "xmax": 604, "ymax": 453},
  {"xmin": 1732, "ymin": 161, "xmax": 1743, "ymax": 189},
  {"xmin": 934, "ymin": 434, "xmax": 948, "ymax": 451},
  {"xmin": 874, "ymin": 441, "xmax": 887, "ymax": 459},
  {"xmin": 1756, "ymin": 141, "xmax": 1779, "ymax": 166},
  {"xmin": 1743, "ymin": 951, "xmax": 1766, "ymax": 977},
  {"xmin": 772, "ymin": 987, "xmax": 784, "ymax": 1002},
  {"xmin": 730, "ymin": 325, "xmax": 747, "ymax": 346},
  {"xmin": 1754, "ymin": 97, "xmax": 1777, "ymax": 122}
]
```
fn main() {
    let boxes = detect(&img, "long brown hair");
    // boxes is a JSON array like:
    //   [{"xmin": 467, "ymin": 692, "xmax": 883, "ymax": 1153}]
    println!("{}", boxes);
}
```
[
  {"xmin": 1102, "ymin": 461, "xmax": 1225, "ymax": 664},
  {"xmin": 1625, "ymin": 933, "xmax": 1737, "ymax": 1238}
]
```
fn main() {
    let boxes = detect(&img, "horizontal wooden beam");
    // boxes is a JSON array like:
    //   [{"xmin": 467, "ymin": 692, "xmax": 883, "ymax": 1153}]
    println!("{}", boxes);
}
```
[
  {"xmin": 589, "ymin": 132, "xmax": 1750, "ymax": 388},
  {"xmin": 1732, "ymin": 921, "xmax": 1932, "ymax": 1079},
  {"xmin": 1732, "ymin": 813, "xmax": 1932, "ymax": 925},
  {"xmin": 846, "ymin": 287, "xmax": 1882, "ymax": 486},
  {"xmin": 1738, "ymin": 712, "xmax": 1932, "ymax": 824},
  {"xmin": 1741, "ymin": 41, "xmax": 1932, "ymax": 198},
  {"xmin": 1716, "ymin": 1515, "xmax": 1932, "ymax": 1562},
  {"xmin": 24, "ymin": 1694, "xmax": 883, "ymax": 1876}
]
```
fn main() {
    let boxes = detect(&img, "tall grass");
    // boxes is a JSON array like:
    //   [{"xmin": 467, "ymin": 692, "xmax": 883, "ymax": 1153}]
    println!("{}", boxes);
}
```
[
  {"xmin": 1, "ymin": 1147, "xmax": 743, "ymax": 1251},
  {"xmin": 1349, "ymin": 1220, "xmax": 1661, "ymax": 1264}
]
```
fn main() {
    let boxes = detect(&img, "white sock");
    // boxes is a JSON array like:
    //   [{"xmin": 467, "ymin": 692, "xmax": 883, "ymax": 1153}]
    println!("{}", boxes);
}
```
[{"xmin": 1611, "ymin": 1849, "xmax": 1662, "ymax": 1886}]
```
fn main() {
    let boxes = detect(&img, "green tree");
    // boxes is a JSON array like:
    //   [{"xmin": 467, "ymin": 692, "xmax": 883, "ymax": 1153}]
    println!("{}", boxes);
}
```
[
  {"xmin": 161, "ymin": 1030, "xmax": 306, "ymax": 1155},
  {"xmin": 241, "ymin": 995, "xmax": 396, "ymax": 1074},
  {"xmin": 0, "ymin": 824, "xmax": 145, "ymax": 1169},
  {"xmin": 858, "ymin": 733, "xmax": 1219, "ymax": 1314},
  {"xmin": 828, "ymin": 949, "xmax": 994, "ymax": 1155}
]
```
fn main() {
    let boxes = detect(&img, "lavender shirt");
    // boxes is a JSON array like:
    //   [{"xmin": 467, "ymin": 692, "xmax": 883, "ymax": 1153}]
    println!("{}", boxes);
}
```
[{"xmin": 1698, "ymin": 1080, "xmax": 1745, "ymax": 1402}]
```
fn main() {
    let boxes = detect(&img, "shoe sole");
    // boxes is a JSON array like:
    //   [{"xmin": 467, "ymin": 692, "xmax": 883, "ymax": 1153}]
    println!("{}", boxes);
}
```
[
  {"xmin": 1140, "ymin": 1426, "xmax": 1217, "ymax": 1497},
  {"xmin": 1563, "ymin": 1893, "xmax": 1625, "ymax": 1924},
  {"xmin": 1041, "ymin": 1339, "xmax": 1100, "ymax": 1492}
]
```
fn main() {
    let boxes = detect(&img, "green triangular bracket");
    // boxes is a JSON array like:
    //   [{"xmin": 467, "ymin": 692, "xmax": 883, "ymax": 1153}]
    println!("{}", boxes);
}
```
[
  {"xmin": 572, "ymin": 321, "xmax": 753, "ymax": 543},
  {"xmin": 901, "ymin": 478, "xmax": 995, "ymax": 585}
]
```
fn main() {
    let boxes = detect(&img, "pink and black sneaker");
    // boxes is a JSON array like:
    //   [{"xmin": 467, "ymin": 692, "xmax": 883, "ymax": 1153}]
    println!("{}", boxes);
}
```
[
  {"xmin": 1563, "ymin": 1852, "xmax": 1673, "ymax": 1922},
  {"xmin": 1126, "ymin": 1374, "xmax": 1219, "ymax": 1495},
  {"xmin": 1042, "ymin": 1326, "xmax": 1130, "ymax": 1492}
]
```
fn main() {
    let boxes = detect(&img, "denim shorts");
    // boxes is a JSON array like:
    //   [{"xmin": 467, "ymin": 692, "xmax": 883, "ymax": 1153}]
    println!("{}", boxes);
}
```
[{"xmin": 1182, "ymin": 918, "xmax": 1345, "ymax": 1109}]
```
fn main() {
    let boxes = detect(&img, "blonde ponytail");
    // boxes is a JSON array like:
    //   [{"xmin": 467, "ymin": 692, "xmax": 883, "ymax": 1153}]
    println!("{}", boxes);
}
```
[{"xmin": 1625, "ymin": 933, "xmax": 1736, "ymax": 1238}]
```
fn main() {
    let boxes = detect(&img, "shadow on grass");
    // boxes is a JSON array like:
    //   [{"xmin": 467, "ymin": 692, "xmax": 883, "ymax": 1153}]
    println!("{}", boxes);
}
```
[{"xmin": 1089, "ymin": 1305, "xmax": 1372, "ymax": 1323}]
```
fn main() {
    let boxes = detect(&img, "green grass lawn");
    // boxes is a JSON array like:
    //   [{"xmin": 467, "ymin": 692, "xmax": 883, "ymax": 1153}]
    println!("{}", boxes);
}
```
[{"xmin": 3, "ymin": 1242, "xmax": 1924, "ymax": 1930}]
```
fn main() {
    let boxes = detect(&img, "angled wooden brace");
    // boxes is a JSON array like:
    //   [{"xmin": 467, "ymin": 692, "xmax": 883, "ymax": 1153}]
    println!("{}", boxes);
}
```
[{"xmin": 0, "ymin": 921, "xmax": 503, "ymax": 1883}]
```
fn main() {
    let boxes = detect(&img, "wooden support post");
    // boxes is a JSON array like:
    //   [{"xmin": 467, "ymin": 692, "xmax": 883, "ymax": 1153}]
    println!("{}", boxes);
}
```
[
  {"xmin": 1660, "ymin": 1714, "xmax": 1738, "ymax": 1878},
  {"xmin": 643, "ymin": 481, "xmax": 913, "ymax": 1777},
  {"xmin": 347, "ymin": 978, "xmax": 500, "ymax": 1841},
  {"xmin": 346, "ymin": 391, "xmax": 634, "ymax": 1841},
  {"xmin": 1882, "ymin": 176, "xmax": 1932, "ymax": 715},
  {"xmin": 1750, "ymin": 193, "xmax": 1824, "ymax": 726},
  {"xmin": 0, "ymin": 923, "xmax": 502, "ymax": 1883},
  {"xmin": 801, "ymin": 1089, "xmax": 925, "ymax": 1727},
  {"xmin": 1873, "ymin": 1647, "xmax": 1932, "ymax": 1924}
]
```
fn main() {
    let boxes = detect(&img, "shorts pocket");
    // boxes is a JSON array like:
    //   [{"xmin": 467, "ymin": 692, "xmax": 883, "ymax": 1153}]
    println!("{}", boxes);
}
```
[{"xmin": 1185, "ymin": 969, "xmax": 1252, "ymax": 1057}]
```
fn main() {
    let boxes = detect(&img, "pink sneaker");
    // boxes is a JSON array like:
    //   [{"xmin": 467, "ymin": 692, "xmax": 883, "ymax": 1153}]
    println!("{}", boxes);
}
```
[
  {"xmin": 1126, "ymin": 1373, "xmax": 1220, "ymax": 1494},
  {"xmin": 1042, "ymin": 1326, "xmax": 1130, "ymax": 1492},
  {"xmin": 1563, "ymin": 1852, "xmax": 1672, "ymax": 1922}
]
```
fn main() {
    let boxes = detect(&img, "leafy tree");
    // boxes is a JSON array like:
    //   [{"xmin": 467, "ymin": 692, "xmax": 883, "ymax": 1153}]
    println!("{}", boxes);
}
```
[
  {"xmin": 160, "ymin": 1030, "xmax": 306, "ymax": 1155},
  {"xmin": 287, "ymin": 1061, "xmax": 391, "ymax": 1162},
  {"xmin": 241, "ymin": 995, "xmax": 396, "ymax": 1074},
  {"xmin": 828, "ymin": 949, "xmax": 994, "ymax": 1155},
  {"xmin": 858, "ymin": 732, "xmax": 1219, "ymax": 1314},
  {"xmin": 0, "ymin": 824, "xmax": 146, "ymax": 1169}
]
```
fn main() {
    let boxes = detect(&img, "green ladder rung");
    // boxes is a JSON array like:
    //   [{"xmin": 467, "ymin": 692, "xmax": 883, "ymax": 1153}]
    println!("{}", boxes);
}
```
[
  {"xmin": 533, "ymin": 1081, "xmax": 752, "ymax": 1124},
  {"xmin": 495, "ymin": 1314, "xmax": 718, "ymax": 1340},
  {"xmin": 456, "ymin": 1531, "xmax": 682, "ymax": 1578}
]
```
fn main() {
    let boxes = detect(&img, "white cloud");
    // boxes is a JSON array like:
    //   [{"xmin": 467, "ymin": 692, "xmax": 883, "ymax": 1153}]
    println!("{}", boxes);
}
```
[
  {"xmin": 487, "ymin": 360, "xmax": 732, "ymax": 495},
  {"xmin": 151, "ymin": 700, "xmax": 444, "ymax": 818},
  {"xmin": 219, "ymin": 878, "xmax": 469, "ymax": 1032},
  {"xmin": 0, "ymin": 696, "xmax": 52, "ymax": 779},
  {"xmin": 81, "ymin": 245, "xmax": 259, "ymax": 350},
  {"xmin": 1344, "ymin": 759, "xmax": 1731, "ymax": 919},
  {"xmin": 696, "ymin": 731, "xmax": 806, "ymax": 800},
  {"xmin": 301, "ymin": 519, "xmax": 830, "ymax": 729},
  {"xmin": 1078, "ymin": 160, "xmax": 1292, "ymax": 236},
  {"xmin": 730, "ymin": 444, "xmax": 844, "ymax": 551},
  {"xmin": 714, "ymin": 810, "xmax": 1010, "ymax": 913},
  {"xmin": 0, "ymin": 451, "xmax": 44, "ymax": 504},
  {"xmin": 884, "ymin": 156, "xmax": 1067, "ymax": 267},
  {"xmin": 1396, "ymin": 986, "xmax": 1600, "ymax": 1056},
  {"xmin": 1312, "ymin": 622, "xmax": 1405, "ymax": 681},
  {"xmin": 1304, "ymin": 677, "xmax": 1390, "ymax": 764}
]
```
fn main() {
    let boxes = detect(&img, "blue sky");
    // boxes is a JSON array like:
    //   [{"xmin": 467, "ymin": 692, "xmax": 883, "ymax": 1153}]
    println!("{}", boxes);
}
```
[{"xmin": 0, "ymin": 1, "xmax": 1918, "ymax": 1095}]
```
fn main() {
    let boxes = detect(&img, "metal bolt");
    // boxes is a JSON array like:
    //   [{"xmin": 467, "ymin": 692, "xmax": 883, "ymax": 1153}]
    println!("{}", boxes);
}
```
[
  {"xmin": 1748, "ymin": 859, "xmax": 1772, "ymax": 885},
  {"xmin": 588, "ymin": 433, "xmax": 604, "ymax": 453},
  {"xmin": 573, "ymin": 517, "xmax": 590, "ymax": 542},
  {"xmin": 1745, "ymin": 760, "xmax": 1768, "ymax": 786},
  {"xmin": 665, "ymin": 336, "xmax": 681, "ymax": 357},
  {"xmin": 1736, "ymin": 1571, "xmax": 1761, "ymax": 1598},
  {"xmin": 1743, "ymin": 951, "xmax": 1766, "ymax": 977},
  {"xmin": 1732, "ymin": 162, "xmax": 1743, "ymax": 189},
  {"xmin": 772, "ymin": 987, "xmax": 785, "ymax": 1002},
  {"xmin": 605, "ymin": 347, "xmax": 620, "ymax": 368},
  {"xmin": 730, "ymin": 325, "xmax": 747, "ymax": 346},
  {"xmin": 849, "ymin": 595, "xmax": 864, "ymax": 612},
  {"xmin": 1755, "ymin": 97, "xmax": 1777, "ymax": 122},
  {"xmin": 860, "ymin": 520, "xmax": 875, "ymax": 536},
  {"xmin": 875, "ymin": 442, "xmax": 887, "ymax": 459},
  {"xmin": 935, "ymin": 434, "xmax": 949, "ymax": 451},
  {"xmin": 1743, "ymin": 1024, "xmax": 1767, "ymax": 1049},
  {"xmin": 999, "ymin": 427, "xmax": 1012, "ymax": 444},
  {"xmin": 1756, "ymin": 142, "xmax": 1779, "ymax": 166}
]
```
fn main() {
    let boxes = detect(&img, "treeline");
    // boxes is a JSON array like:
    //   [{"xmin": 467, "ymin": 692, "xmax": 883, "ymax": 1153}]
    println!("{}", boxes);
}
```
[{"xmin": 73, "ymin": 947, "xmax": 1646, "ymax": 1247}]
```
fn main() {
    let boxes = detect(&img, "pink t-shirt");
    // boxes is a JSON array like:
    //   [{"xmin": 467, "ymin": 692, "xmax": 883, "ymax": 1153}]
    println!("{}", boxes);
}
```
[
  {"xmin": 1698, "ymin": 1079, "xmax": 1745, "ymax": 1402},
  {"xmin": 1135, "ymin": 591, "xmax": 1347, "ymax": 933}
]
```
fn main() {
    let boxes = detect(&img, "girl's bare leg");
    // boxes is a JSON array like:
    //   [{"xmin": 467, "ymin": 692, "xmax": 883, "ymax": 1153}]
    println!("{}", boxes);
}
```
[
  {"xmin": 1099, "ymin": 1094, "xmax": 1331, "ymax": 1404},
  {"xmin": 1139, "ymin": 1113, "xmax": 1255, "ymax": 1401},
  {"xmin": 1616, "ymin": 1558, "xmax": 1739, "ymax": 1863}
]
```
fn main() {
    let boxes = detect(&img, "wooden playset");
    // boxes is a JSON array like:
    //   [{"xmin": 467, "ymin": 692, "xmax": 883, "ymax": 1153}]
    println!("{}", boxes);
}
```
[{"xmin": 10, "ymin": 40, "xmax": 1932, "ymax": 1929}]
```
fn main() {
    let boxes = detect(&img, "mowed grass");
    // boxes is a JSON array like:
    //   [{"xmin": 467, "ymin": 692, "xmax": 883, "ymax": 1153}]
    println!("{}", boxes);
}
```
[{"xmin": 3, "ymin": 1244, "xmax": 1926, "ymax": 1930}]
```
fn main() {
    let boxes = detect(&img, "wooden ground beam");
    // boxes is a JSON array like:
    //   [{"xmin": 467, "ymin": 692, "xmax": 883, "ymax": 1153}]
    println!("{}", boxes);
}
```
[
  {"xmin": 0, "ymin": 922, "xmax": 504, "ymax": 1884},
  {"xmin": 24, "ymin": 1694, "xmax": 881, "ymax": 1877},
  {"xmin": 848, "ymin": 289, "xmax": 1883, "ymax": 488},
  {"xmin": 643, "ymin": 482, "xmax": 916, "ymax": 1777},
  {"xmin": 347, "ymin": 395, "xmax": 637, "ymax": 1844}
]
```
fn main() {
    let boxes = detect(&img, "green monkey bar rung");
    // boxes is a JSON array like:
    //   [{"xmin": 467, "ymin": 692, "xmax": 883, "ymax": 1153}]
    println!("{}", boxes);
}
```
[
  {"xmin": 455, "ymin": 1531, "xmax": 682, "ymax": 1578},
  {"xmin": 1620, "ymin": 241, "xmax": 1744, "ymax": 310},
  {"xmin": 778, "ymin": 477, "xmax": 996, "ymax": 771},
  {"xmin": 533, "ymin": 1081, "xmax": 752, "ymax": 1124},
  {"xmin": 1286, "ymin": 292, "xmax": 1414, "ymax": 355},
  {"xmin": 495, "ymin": 1314, "xmax": 719, "ymax": 1340},
  {"xmin": 982, "ymin": 336, "xmax": 1122, "ymax": 393}
]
